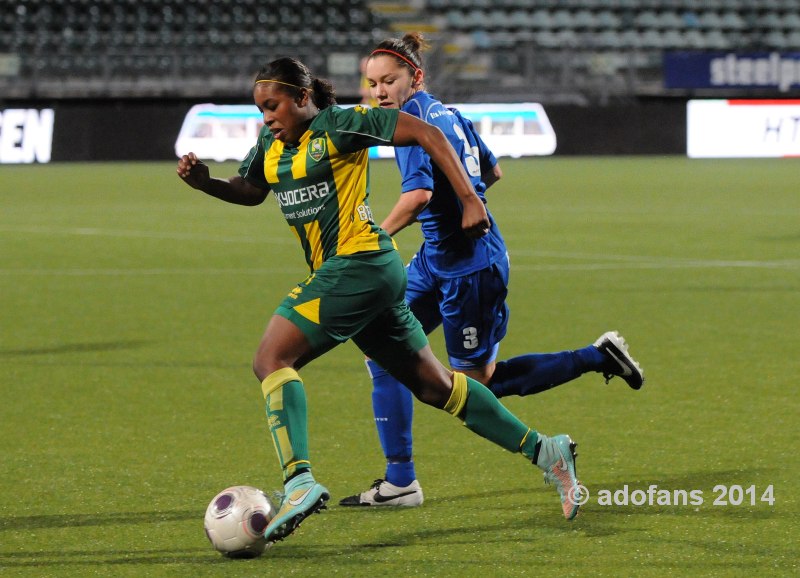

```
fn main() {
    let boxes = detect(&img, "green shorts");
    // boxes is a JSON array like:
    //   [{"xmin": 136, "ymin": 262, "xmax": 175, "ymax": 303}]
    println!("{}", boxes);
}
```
[{"xmin": 275, "ymin": 249, "xmax": 428, "ymax": 371}]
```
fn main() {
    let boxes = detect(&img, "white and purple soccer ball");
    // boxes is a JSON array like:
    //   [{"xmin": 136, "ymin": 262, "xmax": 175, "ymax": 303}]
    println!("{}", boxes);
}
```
[{"xmin": 204, "ymin": 485, "xmax": 277, "ymax": 558}]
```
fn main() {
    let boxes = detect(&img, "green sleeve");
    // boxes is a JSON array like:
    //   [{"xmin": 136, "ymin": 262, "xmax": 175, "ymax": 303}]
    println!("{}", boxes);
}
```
[
  {"xmin": 327, "ymin": 106, "xmax": 399, "ymax": 153},
  {"xmin": 238, "ymin": 126, "xmax": 270, "ymax": 190}
]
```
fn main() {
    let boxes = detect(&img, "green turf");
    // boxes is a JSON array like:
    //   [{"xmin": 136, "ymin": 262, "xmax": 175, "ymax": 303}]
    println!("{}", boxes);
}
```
[{"xmin": 0, "ymin": 157, "xmax": 797, "ymax": 577}]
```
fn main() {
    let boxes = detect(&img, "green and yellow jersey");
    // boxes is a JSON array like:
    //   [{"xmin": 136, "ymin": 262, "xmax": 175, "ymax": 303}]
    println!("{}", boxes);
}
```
[{"xmin": 239, "ymin": 105, "xmax": 400, "ymax": 272}]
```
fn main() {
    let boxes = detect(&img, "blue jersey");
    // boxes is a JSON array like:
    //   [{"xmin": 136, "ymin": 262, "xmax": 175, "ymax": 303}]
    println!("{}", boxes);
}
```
[{"xmin": 397, "ymin": 91, "xmax": 506, "ymax": 278}]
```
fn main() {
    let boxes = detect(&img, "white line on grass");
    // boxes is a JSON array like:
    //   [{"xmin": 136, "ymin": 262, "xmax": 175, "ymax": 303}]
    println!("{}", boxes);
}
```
[
  {"xmin": 1, "ymin": 259, "xmax": 796, "ymax": 276},
  {"xmin": 7, "ymin": 228, "xmax": 793, "ymax": 270},
  {"xmin": 0, "ymin": 268, "xmax": 304, "ymax": 276},
  {"xmin": 0, "ymin": 225, "xmax": 293, "ymax": 245},
  {"xmin": 510, "ymin": 250, "xmax": 799, "ymax": 271},
  {"xmin": 513, "ymin": 261, "xmax": 799, "ymax": 271}
]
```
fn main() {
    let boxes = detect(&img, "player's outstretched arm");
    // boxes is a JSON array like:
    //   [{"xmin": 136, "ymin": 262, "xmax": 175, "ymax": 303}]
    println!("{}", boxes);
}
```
[
  {"xmin": 380, "ymin": 188, "xmax": 432, "ymax": 236},
  {"xmin": 177, "ymin": 152, "xmax": 268, "ymax": 206},
  {"xmin": 391, "ymin": 112, "xmax": 489, "ymax": 238}
]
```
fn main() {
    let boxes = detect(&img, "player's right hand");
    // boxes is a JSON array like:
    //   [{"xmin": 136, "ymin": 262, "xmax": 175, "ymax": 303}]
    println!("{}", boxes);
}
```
[
  {"xmin": 461, "ymin": 195, "xmax": 491, "ymax": 239},
  {"xmin": 176, "ymin": 152, "xmax": 210, "ymax": 190}
]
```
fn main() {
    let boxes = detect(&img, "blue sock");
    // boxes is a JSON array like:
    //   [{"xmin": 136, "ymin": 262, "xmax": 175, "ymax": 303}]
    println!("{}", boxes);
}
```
[
  {"xmin": 367, "ymin": 360, "xmax": 417, "ymax": 487},
  {"xmin": 487, "ymin": 345, "xmax": 606, "ymax": 398}
]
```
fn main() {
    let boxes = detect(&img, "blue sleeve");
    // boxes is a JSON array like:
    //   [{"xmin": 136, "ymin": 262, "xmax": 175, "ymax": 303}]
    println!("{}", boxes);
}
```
[
  {"xmin": 450, "ymin": 108, "xmax": 497, "ymax": 175},
  {"xmin": 396, "ymin": 144, "xmax": 434, "ymax": 193},
  {"xmin": 396, "ymin": 95, "xmax": 433, "ymax": 193}
]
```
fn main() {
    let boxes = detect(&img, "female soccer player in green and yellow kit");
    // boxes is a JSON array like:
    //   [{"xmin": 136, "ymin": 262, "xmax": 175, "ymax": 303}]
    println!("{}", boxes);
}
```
[{"xmin": 177, "ymin": 57, "xmax": 583, "ymax": 543}]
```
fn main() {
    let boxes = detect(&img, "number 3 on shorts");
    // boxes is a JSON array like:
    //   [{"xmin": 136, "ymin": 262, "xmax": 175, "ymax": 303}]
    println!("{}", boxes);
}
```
[{"xmin": 462, "ymin": 326, "xmax": 478, "ymax": 349}]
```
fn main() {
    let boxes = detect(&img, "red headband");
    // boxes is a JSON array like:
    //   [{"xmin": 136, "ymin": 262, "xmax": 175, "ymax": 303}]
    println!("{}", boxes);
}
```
[{"xmin": 371, "ymin": 48, "xmax": 420, "ymax": 72}]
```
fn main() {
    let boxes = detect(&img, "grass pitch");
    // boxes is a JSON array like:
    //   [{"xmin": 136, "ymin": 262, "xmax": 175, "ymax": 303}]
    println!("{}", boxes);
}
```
[{"xmin": 0, "ymin": 157, "xmax": 797, "ymax": 577}]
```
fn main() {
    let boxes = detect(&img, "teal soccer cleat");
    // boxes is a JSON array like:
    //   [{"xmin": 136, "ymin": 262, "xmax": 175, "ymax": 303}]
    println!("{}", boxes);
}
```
[
  {"xmin": 263, "ymin": 472, "xmax": 330, "ymax": 543},
  {"xmin": 535, "ymin": 434, "xmax": 582, "ymax": 520}
]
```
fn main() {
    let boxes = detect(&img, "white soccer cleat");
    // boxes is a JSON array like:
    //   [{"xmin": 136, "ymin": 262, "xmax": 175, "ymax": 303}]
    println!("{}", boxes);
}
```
[{"xmin": 339, "ymin": 479, "xmax": 423, "ymax": 507}]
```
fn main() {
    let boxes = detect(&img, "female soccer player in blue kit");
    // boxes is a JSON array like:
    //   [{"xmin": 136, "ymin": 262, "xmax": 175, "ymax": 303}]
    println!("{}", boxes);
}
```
[{"xmin": 340, "ymin": 33, "xmax": 644, "ymax": 509}]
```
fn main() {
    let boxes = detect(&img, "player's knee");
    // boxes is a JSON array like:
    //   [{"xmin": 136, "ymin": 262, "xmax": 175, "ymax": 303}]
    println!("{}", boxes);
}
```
[
  {"xmin": 252, "ymin": 356, "xmax": 269, "ymax": 382},
  {"xmin": 413, "ymin": 367, "xmax": 453, "ymax": 409},
  {"xmin": 253, "ymin": 352, "xmax": 284, "ymax": 382},
  {"xmin": 414, "ymin": 386, "xmax": 449, "ymax": 409},
  {"xmin": 462, "ymin": 363, "xmax": 495, "ymax": 386}
]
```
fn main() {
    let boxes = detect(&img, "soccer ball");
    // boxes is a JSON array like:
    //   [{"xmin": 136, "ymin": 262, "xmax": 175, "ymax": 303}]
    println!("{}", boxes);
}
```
[{"xmin": 203, "ymin": 485, "xmax": 277, "ymax": 558}]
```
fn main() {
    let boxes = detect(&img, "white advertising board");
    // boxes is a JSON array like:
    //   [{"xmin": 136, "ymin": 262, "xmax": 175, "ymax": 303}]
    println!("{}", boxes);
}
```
[
  {"xmin": 175, "ymin": 103, "xmax": 556, "ymax": 162},
  {"xmin": 687, "ymin": 99, "xmax": 800, "ymax": 158},
  {"xmin": 0, "ymin": 108, "xmax": 54, "ymax": 164}
]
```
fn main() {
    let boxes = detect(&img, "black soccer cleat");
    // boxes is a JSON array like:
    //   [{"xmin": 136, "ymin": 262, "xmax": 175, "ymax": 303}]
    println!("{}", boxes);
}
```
[{"xmin": 594, "ymin": 331, "xmax": 645, "ymax": 389}]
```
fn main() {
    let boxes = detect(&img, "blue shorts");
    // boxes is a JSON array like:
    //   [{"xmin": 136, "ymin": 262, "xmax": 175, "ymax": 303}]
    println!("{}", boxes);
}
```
[{"xmin": 405, "ymin": 249, "xmax": 510, "ymax": 370}]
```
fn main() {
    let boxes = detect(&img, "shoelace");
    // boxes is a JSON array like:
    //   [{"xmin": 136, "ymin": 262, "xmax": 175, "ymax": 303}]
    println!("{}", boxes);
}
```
[{"xmin": 369, "ymin": 478, "xmax": 385, "ymax": 490}]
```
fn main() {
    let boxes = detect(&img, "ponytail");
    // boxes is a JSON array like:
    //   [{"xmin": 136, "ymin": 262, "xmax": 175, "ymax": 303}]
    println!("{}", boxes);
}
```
[
  {"xmin": 311, "ymin": 77, "xmax": 336, "ymax": 109},
  {"xmin": 255, "ymin": 57, "xmax": 336, "ymax": 109}
]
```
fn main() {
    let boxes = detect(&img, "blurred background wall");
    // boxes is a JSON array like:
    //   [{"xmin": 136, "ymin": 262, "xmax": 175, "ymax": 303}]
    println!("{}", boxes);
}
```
[{"xmin": 1, "ymin": 0, "xmax": 798, "ymax": 160}]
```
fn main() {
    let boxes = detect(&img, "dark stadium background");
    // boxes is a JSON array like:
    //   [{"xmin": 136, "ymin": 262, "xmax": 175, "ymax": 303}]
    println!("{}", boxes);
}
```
[{"xmin": 2, "ymin": 0, "xmax": 797, "ymax": 161}]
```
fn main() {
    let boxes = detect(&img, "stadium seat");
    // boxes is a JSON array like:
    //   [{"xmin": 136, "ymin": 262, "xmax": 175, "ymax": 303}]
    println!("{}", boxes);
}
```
[
  {"xmin": 550, "ymin": 9, "xmax": 577, "ymax": 29},
  {"xmin": 659, "ymin": 11, "xmax": 685, "ymax": 29},
  {"xmin": 593, "ymin": 29, "xmax": 626, "ymax": 49},
  {"xmin": 787, "ymin": 29, "xmax": 800, "ymax": 47},
  {"xmin": 756, "ymin": 11, "xmax": 784, "ymax": 31},
  {"xmin": 683, "ymin": 28, "xmax": 707, "ymax": 49},
  {"xmin": 463, "ymin": 9, "xmax": 489, "ymax": 30},
  {"xmin": 485, "ymin": 9, "xmax": 513, "ymax": 30},
  {"xmin": 719, "ymin": 11, "xmax": 746, "ymax": 30},
  {"xmin": 595, "ymin": 10, "xmax": 621, "ymax": 29},
  {"xmin": 508, "ymin": 9, "xmax": 536, "ymax": 30},
  {"xmin": 634, "ymin": 10, "xmax": 660, "ymax": 29},
  {"xmin": 555, "ymin": 29, "xmax": 580, "ymax": 47},
  {"xmin": 530, "ymin": 9, "xmax": 555, "ymax": 29},
  {"xmin": 619, "ymin": 29, "xmax": 645, "ymax": 49},
  {"xmin": 535, "ymin": 29, "xmax": 561, "ymax": 48},
  {"xmin": 702, "ymin": 28, "xmax": 731, "ymax": 49},
  {"xmin": 662, "ymin": 29, "xmax": 686, "ymax": 48},
  {"xmin": 572, "ymin": 9, "xmax": 596, "ymax": 29},
  {"xmin": 639, "ymin": 29, "xmax": 665, "ymax": 48},
  {"xmin": 681, "ymin": 10, "xmax": 701, "ymax": 28},
  {"xmin": 762, "ymin": 29, "xmax": 790, "ymax": 48},
  {"xmin": 698, "ymin": 11, "xmax": 723, "ymax": 29},
  {"xmin": 446, "ymin": 10, "xmax": 469, "ymax": 31},
  {"xmin": 785, "ymin": 12, "xmax": 800, "ymax": 30}
]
